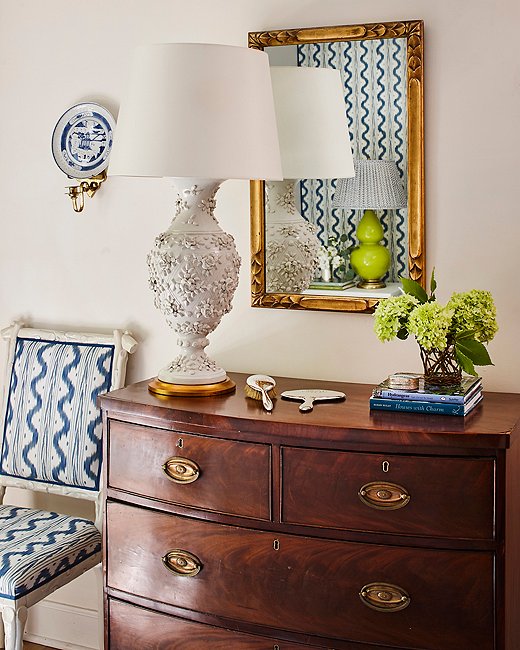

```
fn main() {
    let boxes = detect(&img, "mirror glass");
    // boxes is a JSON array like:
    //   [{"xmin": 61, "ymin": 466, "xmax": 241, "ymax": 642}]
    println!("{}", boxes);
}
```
[{"xmin": 249, "ymin": 21, "xmax": 425, "ymax": 312}]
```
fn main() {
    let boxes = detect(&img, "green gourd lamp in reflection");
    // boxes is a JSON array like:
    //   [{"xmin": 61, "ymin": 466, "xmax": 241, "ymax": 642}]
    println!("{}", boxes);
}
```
[
  {"xmin": 332, "ymin": 160, "xmax": 407, "ymax": 289},
  {"xmin": 350, "ymin": 209, "xmax": 391, "ymax": 288}
]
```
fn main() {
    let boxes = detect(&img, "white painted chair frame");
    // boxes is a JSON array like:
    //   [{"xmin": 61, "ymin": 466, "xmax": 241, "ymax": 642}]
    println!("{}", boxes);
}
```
[{"xmin": 0, "ymin": 322, "xmax": 137, "ymax": 650}]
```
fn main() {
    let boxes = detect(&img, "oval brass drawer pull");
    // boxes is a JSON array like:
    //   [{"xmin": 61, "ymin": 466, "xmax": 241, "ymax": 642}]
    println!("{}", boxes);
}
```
[
  {"xmin": 162, "ymin": 549, "xmax": 202, "ymax": 577},
  {"xmin": 358, "ymin": 481, "xmax": 410, "ymax": 510},
  {"xmin": 162, "ymin": 456, "xmax": 200, "ymax": 484},
  {"xmin": 359, "ymin": 582, "xmax": 410, "ymax": 612}
]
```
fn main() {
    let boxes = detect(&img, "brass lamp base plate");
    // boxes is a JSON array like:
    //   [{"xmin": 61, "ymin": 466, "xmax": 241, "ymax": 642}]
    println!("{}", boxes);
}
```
[
  {"xmin": 357, "ymin": 279, "xmax": 387, "ymax": 290},
  {"xmin": 148, "ymin": 377, "xmax": 236, "ymax": 397}
]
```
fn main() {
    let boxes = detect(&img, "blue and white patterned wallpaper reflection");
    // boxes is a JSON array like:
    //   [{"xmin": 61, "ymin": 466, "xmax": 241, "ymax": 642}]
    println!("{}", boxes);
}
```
[{"xmin": 297, "ymin": 39, "xmax": 408, "ymax": 282}]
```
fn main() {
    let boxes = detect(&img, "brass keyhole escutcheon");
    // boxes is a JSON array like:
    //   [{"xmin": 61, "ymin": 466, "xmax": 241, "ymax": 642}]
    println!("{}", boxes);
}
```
[{"xmin": 162, "ymin": 457, "xmax": 200, "ymax": 484}]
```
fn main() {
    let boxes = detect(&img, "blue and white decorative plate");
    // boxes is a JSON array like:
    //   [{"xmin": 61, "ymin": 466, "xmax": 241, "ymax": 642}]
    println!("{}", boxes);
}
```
[{"xmin": 51, "ymin": 103, "xmax": 116, "ymax": 179}]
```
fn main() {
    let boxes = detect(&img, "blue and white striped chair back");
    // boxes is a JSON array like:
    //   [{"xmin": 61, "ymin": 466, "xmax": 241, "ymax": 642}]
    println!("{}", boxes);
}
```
[{"xmin": 0, "ymin": 334, "xmax": 115, "ymax": 493}]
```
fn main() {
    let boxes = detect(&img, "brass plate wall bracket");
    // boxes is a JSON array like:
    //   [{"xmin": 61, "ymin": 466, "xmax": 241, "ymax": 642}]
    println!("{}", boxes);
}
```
[
  {"xmin": 358, "ymin": 481, "xmax": 410, "ymax": 510},
  {"xmin": 66, "ymin": 170, "xmax": 107, "ymax": 213}
]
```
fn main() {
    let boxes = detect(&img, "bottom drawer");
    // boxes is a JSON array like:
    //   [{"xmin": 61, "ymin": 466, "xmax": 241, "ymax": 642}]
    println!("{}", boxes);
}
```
[
  {"xmin": 107, "ymin": 501, "xmax": 495, "ymax": 650},
  {"xmin": 108, "ymin": 598, "xmax": 323, "ymax": 649}
]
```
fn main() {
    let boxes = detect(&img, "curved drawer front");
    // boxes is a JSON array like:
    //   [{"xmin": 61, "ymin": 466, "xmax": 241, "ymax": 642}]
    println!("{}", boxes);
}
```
[
  {"xmin": 281, "ymin": 447, "xmax": 495, "ymax": 540},
  {"xmin": 109, "ymin": 599, "xmax": 321, "ymax": 649},
  {"xmin": 107, "ymin": 502, "xmax": 495, "ymax": 650},
  {"xmin": 108, "ymin": 421, "xmax": 271, "ymax": 520}
]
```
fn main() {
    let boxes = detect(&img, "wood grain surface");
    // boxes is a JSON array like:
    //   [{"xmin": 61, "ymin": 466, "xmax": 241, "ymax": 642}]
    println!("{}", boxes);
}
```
[
  {"xmin": 107, "ymin": 501, "xmax": 494, "ymax": 650},
  {"xmin": 100, "ymin": 373, "xmax": 520, "ymax": 449},
  {"xmin": 101, "ymin": 375, "xmax": 520, "ymax": 650}
]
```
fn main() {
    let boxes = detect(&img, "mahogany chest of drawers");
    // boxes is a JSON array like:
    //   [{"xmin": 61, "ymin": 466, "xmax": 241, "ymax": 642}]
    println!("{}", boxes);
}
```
[{"xmin": 100, "ymin": 373, "xmax": 520, "ymax": 650}]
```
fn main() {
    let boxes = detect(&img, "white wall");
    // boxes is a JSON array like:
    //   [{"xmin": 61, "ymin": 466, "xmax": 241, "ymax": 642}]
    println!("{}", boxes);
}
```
[{"xmin": 1, "ymin": 0, "xmax": 519, "ymax": 646}]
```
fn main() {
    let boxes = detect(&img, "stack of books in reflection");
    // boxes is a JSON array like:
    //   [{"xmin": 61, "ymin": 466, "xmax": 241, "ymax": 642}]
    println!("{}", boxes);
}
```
[{"xmin": 370, "ymin": 375, "xmax": 483, "ymax": 417}]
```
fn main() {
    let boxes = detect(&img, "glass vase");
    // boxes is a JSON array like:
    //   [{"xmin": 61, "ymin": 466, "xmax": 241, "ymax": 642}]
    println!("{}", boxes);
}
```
[{"xmin": 419, "ymin": 342, "xmax": 462, "ymax": 387}]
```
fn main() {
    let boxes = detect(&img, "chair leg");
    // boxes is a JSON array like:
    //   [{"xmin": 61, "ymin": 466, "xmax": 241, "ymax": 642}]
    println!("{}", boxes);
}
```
[
  {"xmin": 1, "ymin": 605, "xmax": 27, "ymax": 650},
  {"xmin": 94, "ymin": 563, "xmax": 104, "ymax": 650}
]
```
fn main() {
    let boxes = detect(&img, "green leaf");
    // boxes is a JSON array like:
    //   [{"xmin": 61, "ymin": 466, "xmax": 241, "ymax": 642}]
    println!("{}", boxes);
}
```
[
  {"xmin": 456, "ymin": 338, "xmax": 493, "ymax": 366},
  {"xmin": 455, "ymin": 348, "xmax": 477, "ymax": 376},
  {"xmin": 397, "ymin": 328, "xmax": 409, "ymax": 340},
  {"xmin": 400, "ymin": 276, "xmax": 428, "ymax": 303},
  {"xmin": 430, "ymin": 268, "xmax": 437, "ymax": 299},
  {"xmin": 454, "ymin": 329, "xmax": 475, "ymax": 341}
]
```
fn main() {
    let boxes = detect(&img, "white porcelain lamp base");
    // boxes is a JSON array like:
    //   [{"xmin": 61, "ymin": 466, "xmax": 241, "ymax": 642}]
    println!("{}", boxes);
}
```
[
  {"xmin": 147, "ymin": 178, "xmax": 240, "ymax": 395},
  {"xmin": 265, "ymin": 180, "xmax": 319, "ymax": 293}
]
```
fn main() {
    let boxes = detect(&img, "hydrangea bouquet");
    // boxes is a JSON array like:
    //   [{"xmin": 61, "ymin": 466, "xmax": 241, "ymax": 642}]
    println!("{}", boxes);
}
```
[{"xmin": 373, "ymin": 270, "xmax": 498, "ymax": 384}]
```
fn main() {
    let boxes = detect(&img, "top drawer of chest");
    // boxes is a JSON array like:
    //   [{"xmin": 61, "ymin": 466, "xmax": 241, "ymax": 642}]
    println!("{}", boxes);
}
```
[
  {"xmin": 281, "ymin": 447, "xmax": 495, "ymax": 541},
  {"xmin": 108, "ymin": 420, "xmax": 271, "ymax": 520}
]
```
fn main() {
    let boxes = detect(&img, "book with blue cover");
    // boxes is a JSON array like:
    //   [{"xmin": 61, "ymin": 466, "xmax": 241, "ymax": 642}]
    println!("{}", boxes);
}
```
[
  {"xmin": 369, "ymin": 390, "xmax": 483, "ymax": 417},
  {"xmin": 372, "ymin": 375, "xmax": 482, "ymax": 405}
]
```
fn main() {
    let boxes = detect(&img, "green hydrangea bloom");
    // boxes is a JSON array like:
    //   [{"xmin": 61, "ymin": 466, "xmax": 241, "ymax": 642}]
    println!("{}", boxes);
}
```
[
  {"xmin": 374, "ymin": 294, "xmax": 420, "ymax": 342},
  {"xmin": 447, "ymin": 290, "xmax": 498, "ymax": 342},
  {"xmin": 407, "ymin": 302, "xmax": 453, "ymax": 351}
]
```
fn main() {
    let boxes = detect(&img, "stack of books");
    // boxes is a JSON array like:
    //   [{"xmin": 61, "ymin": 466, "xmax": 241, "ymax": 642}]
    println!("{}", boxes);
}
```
[
  {"xmin": 370, "ymin": 375, "xmax": 483, "ymax": 416},
  {"xmin": 308, "ymin": 279, "xmax": 356, "ymax": 291}
]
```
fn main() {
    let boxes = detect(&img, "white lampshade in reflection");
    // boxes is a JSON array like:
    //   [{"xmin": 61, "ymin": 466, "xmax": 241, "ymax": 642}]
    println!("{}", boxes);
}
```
[
  {"xmin": 265, "ymin": 66, "xmax": 354, "ymax": 293},
  {"xmin": 110, "ymin": 43, "xmax": 282, "ymax": 396},
  {"xmin": 270, "ymin": 66, "xmax": 354, "ymax": 180}
]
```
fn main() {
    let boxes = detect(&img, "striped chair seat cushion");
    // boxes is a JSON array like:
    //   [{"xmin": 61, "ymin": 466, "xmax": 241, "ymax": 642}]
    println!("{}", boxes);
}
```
[{"xmin": 0, "ymin": 505, "xmax": 101, "ymax": 600}]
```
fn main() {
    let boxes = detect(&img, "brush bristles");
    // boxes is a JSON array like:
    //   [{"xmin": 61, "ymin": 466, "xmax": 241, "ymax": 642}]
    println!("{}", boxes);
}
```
[{"xmin": 244, "ymin": 383, "xmax": 277, "ymax": 401}]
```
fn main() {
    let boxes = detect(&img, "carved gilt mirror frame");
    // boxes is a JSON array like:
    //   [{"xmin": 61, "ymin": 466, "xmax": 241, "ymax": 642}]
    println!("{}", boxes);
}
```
[{"xmin": 249, "ymin": 20, "xmax": 425, "ymax": 312}]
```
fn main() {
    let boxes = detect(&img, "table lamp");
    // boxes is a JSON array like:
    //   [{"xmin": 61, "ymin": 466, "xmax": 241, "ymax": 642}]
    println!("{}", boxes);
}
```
[
  {"xmin": 332, "ymin": 159, "xmax": 407, "ymax": 288},
  {"xmin": 109, "ymin": 43, "xmax": 282, "ymax": 396},
  {"xmin": 265, "ymin": 66, "xmax": 354, "ymax": 293}
]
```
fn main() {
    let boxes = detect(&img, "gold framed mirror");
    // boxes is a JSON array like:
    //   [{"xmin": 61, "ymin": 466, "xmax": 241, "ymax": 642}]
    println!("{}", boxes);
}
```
[{"xmin": 249, "ymin": 20, "xmax": 424, "ymax": 312}]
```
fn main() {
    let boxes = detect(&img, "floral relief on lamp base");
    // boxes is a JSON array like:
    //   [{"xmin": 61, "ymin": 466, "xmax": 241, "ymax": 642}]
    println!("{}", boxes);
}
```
[
  {"xmin": 147, "ymin": 179, "xmax": 240, "ymax": 396},
  {"xmin": 265, "ymin": 180, "xmax": 319, "ymax": 293}
]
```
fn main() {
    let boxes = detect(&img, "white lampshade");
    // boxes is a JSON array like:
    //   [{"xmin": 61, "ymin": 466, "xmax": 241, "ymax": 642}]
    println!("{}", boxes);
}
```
[
  {"xmin": 269, "ymin": 66, "xmax": 354, "ymax": 180},
  {"xmin": 109, "ymin": 43, "xmax": 282, "ymax": 180},
  {"xmin": 332, "ymin": 159, "xmax": 407, "ymax": 209}
]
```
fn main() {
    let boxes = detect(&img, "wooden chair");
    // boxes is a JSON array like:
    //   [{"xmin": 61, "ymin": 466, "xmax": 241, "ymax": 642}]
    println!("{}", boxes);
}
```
[{"xmin": 0, "ymin": 322, "xmax": 137, "ymax": 649}]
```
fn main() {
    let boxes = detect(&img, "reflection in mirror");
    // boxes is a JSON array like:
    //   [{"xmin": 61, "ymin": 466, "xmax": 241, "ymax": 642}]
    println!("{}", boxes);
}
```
[
  {"xmin": 249, "ymin": 21, "xmax": 424, "ymax": 313},
  {"xmin": 332, "ymin": 159, "xmax": 408, "ymax": 289},
  {"xmin": 266, "ymin": 66, "xmax": 354, "ymax": 293}
]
